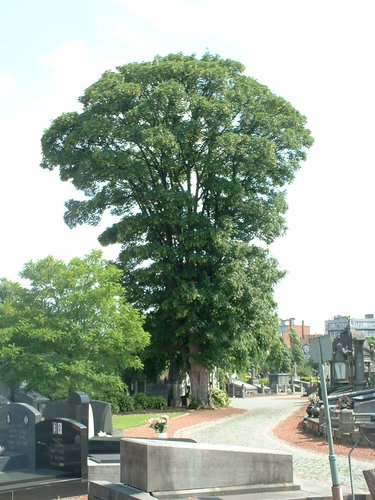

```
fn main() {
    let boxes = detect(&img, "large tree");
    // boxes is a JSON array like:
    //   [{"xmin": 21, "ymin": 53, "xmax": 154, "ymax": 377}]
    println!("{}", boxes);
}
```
[
  {"xmin": 0, "ymin": 251, "xmax": 149, "ymax": 400},
  {"xmin": 41, "ymin": 53, "xmax": 313, "ymax": 405}
]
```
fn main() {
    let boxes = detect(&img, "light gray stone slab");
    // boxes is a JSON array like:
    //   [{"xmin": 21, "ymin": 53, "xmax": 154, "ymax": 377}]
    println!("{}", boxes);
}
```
[
  {"xmin": 88, "ymin": 460, "xmax": 120, "ymax": 483},
  {"xmin": 89, "ymin": 480, "xmax": 155, "ymax": 500},
  {"xmin": 120, "ymin": 438, "xmax": 293, "ymax": 493}
]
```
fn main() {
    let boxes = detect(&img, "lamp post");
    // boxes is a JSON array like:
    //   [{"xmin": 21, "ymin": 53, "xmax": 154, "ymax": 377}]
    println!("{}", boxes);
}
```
[{"xmin": 310, "ymin": 335, "xmax": 343, "ymax": 500}]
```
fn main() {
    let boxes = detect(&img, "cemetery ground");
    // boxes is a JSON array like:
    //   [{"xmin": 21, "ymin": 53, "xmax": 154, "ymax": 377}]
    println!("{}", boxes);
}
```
[
  {"xmin": 121, "ymin": 395, "xmax": 375, "ymax": 460},
  {"xmin": 67, "ymin": 394, "xmax": 375, "ymax": 500}
]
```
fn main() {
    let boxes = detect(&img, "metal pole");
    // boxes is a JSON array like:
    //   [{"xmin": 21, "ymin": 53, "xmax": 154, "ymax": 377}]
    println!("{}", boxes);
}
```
[{"xmin": 318, "ymin": 340, "xmax": 343, "ymax": 500}]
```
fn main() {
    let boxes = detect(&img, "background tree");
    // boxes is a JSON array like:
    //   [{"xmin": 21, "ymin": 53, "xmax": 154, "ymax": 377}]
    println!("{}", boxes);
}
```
[
  {"xmin": 289, "ymin": 328, "xmax": 305, "ymax": 369},
  {"xmin": 259, "ymin": 334, "xmax": 292, "ymax": 374},
  {"xmin": 0, "ymin": 251, "xmax": 149, "ymax": 400},
  {"xmin": 41, "ymin": 53, "xmax": 313, "ymax": 405}
]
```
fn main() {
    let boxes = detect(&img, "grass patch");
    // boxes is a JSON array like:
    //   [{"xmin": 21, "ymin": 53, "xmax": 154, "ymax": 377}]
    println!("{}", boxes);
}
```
[{"xmin": 112, "ymin": 412, "xmax": 186, "ymax": 430}]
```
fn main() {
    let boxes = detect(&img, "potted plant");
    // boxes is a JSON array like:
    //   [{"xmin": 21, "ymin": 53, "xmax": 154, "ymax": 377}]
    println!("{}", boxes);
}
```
[{"xmin": 148, "ymin": 415, "xmax": 169, "ymax": 438}]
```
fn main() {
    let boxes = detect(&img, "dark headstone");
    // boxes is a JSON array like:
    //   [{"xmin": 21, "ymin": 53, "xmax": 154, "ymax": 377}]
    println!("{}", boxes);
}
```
[
  {"xmin": 14, "ymin": 389, "xmax": 50, "ymax": 412},
  {"xmin": 43, "ymin": 393, "xmax": 112, "ymax": 438},
  {"xmin": 68, "ymin": 391, "xmax": 90, "ymax": 429},
  {"xmin": 90, "ymin": 400, "xmax": 112, "ymax": 435},
  {"xmin": 43, "ymin": 399, "xmax": 72, "ymax": 420},
  {"xmin": 36, "ymin": 417, "xmax": 88, "ymax": 479},
  {"xmin": 0, "ymin": 402, "xmax": 42, "ymax": 470},
  {"xmin": 43, "ymin": 391, "xmax": 92, "ymax": 434}
]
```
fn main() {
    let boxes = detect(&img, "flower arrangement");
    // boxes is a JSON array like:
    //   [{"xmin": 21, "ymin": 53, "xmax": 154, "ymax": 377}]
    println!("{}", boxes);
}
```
[
  {"xmin": 308, "ymin": 392, "xmax": 320, "ymax": 406},
  {"xmin": 306, "ymin": 392, "xmax": 321, "ymax": 418},
  {"xmin": 336, "ymin": 395, "xmax": 353, "ymax": 410},
  {"xmin": 148, "ymin": 415, "xmax": 169, "ymax": 434}
]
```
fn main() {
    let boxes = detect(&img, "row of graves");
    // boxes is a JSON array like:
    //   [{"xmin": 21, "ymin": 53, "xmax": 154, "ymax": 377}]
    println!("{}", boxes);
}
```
[
  {"xmin": 0, "ymin": 389, "xmax": 320, "ymax": 500},
  {"xmin": 0, "ymin": 390, "xmax": 116, "ymax": 499},
  {"xmin": 305, "ymin": 321, "xmax": 375, "ymax": 448}
]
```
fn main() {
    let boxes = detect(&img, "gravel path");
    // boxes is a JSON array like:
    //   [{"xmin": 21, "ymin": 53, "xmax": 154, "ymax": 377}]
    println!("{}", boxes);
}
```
[{"xmin": 175, "ymin": 396, "xmax": 374, "ymax": 496}]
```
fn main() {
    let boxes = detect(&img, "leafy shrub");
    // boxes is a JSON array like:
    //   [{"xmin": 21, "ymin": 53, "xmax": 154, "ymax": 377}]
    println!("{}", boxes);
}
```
[
  {"xmin": 188, "ymin": 396, "xmax": 201, "ymax": 410},
  {"xmin": 300, "ymin": 376, "xmax": 319, "ymax": 386},
  {"xmin": 120, "ymin": 394, "xmax": 136, "ymax": 412},
  {"xmin": 133, "ymin": 393, "xmax": 167, "ymax": 410},
  {"xmin": 210, "ymin": 388, "xmax": 230, "ymax": 408},
  {"xmin": 148, "ymin": 396, "xmax": 167, "ymax": 409},
  {"xmin": 100, "ymin": 386, "xmax": 130, "ymax": 413},
  {"xmin": 133, "ymin": 393, "xmax": 151, "ymax": 410}
]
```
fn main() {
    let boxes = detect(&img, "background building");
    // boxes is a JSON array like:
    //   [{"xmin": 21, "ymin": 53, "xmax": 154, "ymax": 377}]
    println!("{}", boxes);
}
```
[
  {"xmin": 325, "ymin": 314, "xmax": 375, "ymax": 339},
  {"xmin": 279, "ymin": 318, "xmax": 311, "ymax": 348}
]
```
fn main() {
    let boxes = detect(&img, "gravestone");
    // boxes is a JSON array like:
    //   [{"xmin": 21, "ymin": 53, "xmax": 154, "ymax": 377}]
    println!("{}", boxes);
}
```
[
  {"xmin": 36, "ymin": 417, "xmax": 88, "ymax": 479},
  {"xmin": 0, "ymin": 402, "xmax": 43, "ymax": 470},
  {"xmin": 354, "ymin": 399, "xmax": 375, "ymax": 414},
  {"xmin": 90, "ymin": 400, "xmax": 113, "ymax": 436},
  {"xmin": 43, "ymin": 391, "xmax": 112, "ymax": 437},
  {"xmin": 13, "ymin": 389, "xmax": 50, "ymax": 412},
  {"xmin": 269, "ymin": 373, "xmax": 289, "ymax": 393}
]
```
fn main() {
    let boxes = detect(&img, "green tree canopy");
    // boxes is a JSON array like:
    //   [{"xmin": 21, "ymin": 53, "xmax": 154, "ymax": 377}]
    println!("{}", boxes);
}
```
[
  {"xmin": 41, "ymin": 53, "xmax": 313, "ymax": 405},
  {"xmin": 289, "ymin": 328, "xmax": 305, "ymax": 368},
  {"xmin": 0, "ymin": 251, "xmax": 149, "ymax": 400},
  {"xmin": 258, "ymin": 333, "xmax": 292, "ymax": 374}
]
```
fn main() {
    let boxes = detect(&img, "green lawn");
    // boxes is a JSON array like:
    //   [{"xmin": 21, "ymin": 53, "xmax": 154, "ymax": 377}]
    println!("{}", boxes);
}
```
[{"xmin": 112, "ymin": 412, "xmax": 186, "ymax": 430}]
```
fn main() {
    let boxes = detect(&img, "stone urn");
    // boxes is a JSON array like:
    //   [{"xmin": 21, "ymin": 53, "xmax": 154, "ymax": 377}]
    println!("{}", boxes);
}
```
[{"xmin": 311, "ymin": 406, "xmax": 320, "ymax": 418}]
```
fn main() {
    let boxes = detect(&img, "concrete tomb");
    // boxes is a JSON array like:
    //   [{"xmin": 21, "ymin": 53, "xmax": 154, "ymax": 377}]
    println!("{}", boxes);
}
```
[
  {"xmin": 122, "ymin": 438, "xmax": 293, "ymax": 492},
  {"xmin": 89, "ymin": 438, "xmax": 299, "ymax": 500}
]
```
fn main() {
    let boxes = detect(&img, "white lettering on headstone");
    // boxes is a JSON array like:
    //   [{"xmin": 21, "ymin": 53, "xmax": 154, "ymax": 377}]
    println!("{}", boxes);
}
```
[{"xmin": 52, "ymin": 421, "xmax": 63, "ymax": 435}]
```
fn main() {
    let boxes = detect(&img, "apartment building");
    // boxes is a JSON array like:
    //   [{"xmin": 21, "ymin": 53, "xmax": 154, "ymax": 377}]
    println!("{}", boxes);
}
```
[{"xmin": 325, "ymin": 314, "xmax": 375, "ymax": 339}]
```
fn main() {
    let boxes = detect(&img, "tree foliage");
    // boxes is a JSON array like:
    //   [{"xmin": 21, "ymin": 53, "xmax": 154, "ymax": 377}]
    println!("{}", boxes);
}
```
[
  {"xmin": 289, "ymin": 328, "xmax": 305, "ymax": 368},
  {"xmin": 0, "ymin": 251, "xmax": 149, "ymax": 400},
  {"xmin": 40, "ymin": 53, "xmax": 313, "ymax": 404}
]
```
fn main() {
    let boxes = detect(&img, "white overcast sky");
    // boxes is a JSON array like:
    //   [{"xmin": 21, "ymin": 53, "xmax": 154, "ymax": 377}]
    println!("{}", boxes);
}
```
[{"xmin": 1, "ymin": 0, "xmax": 374, "ymax": 334}]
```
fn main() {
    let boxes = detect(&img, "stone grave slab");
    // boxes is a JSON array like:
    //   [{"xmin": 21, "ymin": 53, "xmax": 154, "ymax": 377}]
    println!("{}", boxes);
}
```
[
  {"xmin": 355, "ymin": 399, "xmax": 375, "ymax": 414},
  {"xmin": 120, "ymin": 438, "xmax": 294, "ymax": 493}
]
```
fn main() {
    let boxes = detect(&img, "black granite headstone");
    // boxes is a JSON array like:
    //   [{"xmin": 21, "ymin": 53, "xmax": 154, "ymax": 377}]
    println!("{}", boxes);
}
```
[
  {"xmin": 90, "ymin": 400, "xmax": 112, "ymax": 435},
  {"xmin": 43, "ymin": 392, "xmax": 112, "ymax": 437},
  {"xmin": 68, "ymin": 391, "xmax": 90, "ymax": 431},
  {"xmin": 43, "ymin": 391, "xmax": 91, "ymax": 429},
  {"xmin": 35, "ymin": 417, "xmax": 88, "ymax": 479},
  {"xmin": 0, "ymin": 402, "xmax": 43, "ymax": 470}
]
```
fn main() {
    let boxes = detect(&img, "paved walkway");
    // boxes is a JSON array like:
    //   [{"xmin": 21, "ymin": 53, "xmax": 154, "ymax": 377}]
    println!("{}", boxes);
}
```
[{"xmin": 175, "ymin": 396, "xmax": 373, "ymax": 497}]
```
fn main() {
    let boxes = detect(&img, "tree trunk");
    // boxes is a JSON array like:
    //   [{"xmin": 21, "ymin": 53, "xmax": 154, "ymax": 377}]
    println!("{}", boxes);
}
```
[
  {"xmin": 187, "ymin": 359, "xmax": 210, "ymax": 407},
  {"xmin": 168, "ymin": 357, "xmax": 180, "ymax": 407}
]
